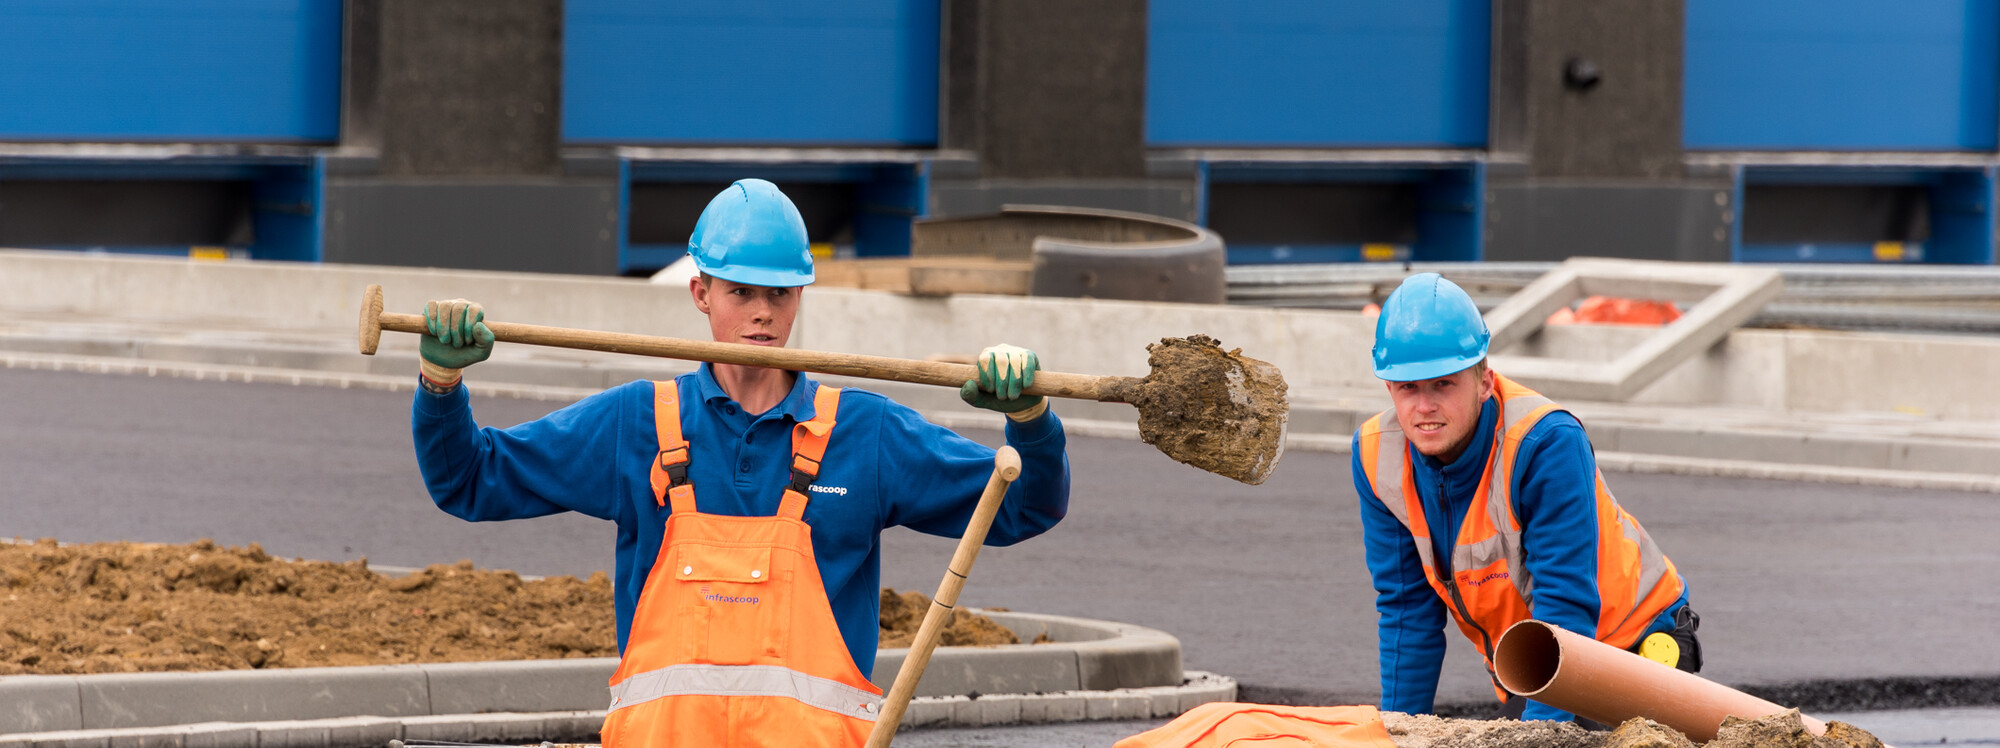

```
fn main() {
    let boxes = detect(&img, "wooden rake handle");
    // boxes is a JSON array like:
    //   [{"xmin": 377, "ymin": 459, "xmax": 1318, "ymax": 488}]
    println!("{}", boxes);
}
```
[
  {"xmin": 865, "ymin": 447, "xmax": 1022, "ymax": 748},
  {"xmin": 358, "ymin": 284, "xmax": 1138, "ymax": 402}
]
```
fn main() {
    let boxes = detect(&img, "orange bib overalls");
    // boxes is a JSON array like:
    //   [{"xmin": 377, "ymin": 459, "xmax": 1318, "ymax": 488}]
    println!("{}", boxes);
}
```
[{"xmin": 601, "ymin": 381, "xmax": 884, "ymax": 747}]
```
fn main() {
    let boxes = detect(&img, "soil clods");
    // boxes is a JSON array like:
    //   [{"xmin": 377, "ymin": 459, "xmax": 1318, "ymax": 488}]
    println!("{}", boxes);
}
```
[{"xmin": 1125, "ymin": 335, "xmax": 1289, "ymax": 485}]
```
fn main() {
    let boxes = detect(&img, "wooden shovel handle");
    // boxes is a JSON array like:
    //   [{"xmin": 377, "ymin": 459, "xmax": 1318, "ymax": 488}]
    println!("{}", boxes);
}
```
[
  {"xmin": 865, "ymin": 447, "xmax": 1022, "ymax": 748},
  {"xmin": 359, "ymin": 285, "xmax": 1139, "ymax": 402}
]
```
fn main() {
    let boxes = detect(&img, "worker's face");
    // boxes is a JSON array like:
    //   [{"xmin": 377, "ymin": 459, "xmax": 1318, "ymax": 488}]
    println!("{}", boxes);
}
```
[
  {"xmin": 1386, "ymin": 365, "xmax": 1496, "ymax": 463},
  {"xmin": 690, "ymin": 275, "xmax": 801, "ymax": 348}
]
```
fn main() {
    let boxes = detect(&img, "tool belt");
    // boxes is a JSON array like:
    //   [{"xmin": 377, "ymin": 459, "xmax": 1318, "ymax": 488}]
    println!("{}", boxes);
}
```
[{"xmin": 1631, "ymin": 605, "xmax": 1704, "ymax": 673}]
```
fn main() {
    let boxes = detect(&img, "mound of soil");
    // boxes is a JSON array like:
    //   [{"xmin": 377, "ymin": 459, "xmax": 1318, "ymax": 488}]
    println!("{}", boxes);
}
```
[
  {"xmin": 877, "ymin": 588, "xmax": 1030, "ymax": 648},
  {"xmin": 1383, "ymin": 710, "xmax": 1883, "ymax": 748},
  {"xmin": 0, "ymin": 539, "xmax": 1025, "ymax": 676}
]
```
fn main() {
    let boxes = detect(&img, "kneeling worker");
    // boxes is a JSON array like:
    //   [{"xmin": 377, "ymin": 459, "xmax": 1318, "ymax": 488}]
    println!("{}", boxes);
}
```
[
  {"xmin": 411, "ymin": 179, "xmax": 1071, "ymax": 746},
  {"xmin": 1351, "ymin": 273, "xmax": 1700, "ymax": 723}
]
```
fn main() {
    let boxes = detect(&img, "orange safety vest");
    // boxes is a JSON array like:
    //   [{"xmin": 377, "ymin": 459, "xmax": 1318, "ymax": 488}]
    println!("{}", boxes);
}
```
[
  {"xmin": 1113, "ymin": 703, "xmax": 1399, "ymax": 748},
  {"xmin": 601, "ymin": 381, "xmax": 884, "ymax": 748},
  {"xmin": 1357, "ymin": 374, "xmax": 1684, "ymax": 698}
]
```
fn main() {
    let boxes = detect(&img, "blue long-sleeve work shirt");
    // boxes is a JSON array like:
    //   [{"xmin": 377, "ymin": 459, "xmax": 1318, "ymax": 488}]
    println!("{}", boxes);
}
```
[
  {"xmin": 1351, "ymin": 398, "xmax": 1687, "ymax": 722},
  {"xmin": 413, "ymin": 364, "xmax": 1071, "ymax": 677}
]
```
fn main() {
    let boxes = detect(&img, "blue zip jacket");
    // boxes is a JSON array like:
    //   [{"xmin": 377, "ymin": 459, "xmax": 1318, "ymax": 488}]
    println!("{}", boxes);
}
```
[
  {"xmin": 1351, "ymin": 397, "xmax": 1687, "ymax": 722},
  {"xmin": 413, "ymin": 364, "xmax": 1071, "ymax": 677}
]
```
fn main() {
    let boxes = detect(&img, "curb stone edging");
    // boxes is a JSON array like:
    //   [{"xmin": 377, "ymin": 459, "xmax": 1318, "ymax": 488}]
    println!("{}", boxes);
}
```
[
  {"xmin": 0, "ymin": 672, "xmax": 1235, "ymax": 747},
  {"xmin": 0, "ymin": 613, "xmax": 1179, "ymax": 735}
]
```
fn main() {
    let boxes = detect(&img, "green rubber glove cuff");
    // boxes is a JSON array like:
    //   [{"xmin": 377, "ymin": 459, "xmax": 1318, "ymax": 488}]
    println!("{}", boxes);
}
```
[{"xmin": 960, "ymin": 380, "xmax": 1048, "ymax": 419}]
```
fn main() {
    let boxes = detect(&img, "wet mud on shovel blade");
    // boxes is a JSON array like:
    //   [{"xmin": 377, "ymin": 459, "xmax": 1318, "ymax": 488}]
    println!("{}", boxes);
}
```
[{"xmin": 1126, "ymin": 335, "xmax": 1289, "ymax": 485}]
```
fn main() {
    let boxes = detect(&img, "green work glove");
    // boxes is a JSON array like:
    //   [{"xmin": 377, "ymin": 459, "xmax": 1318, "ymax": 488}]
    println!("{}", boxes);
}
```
[
  {"xmin": 418, "ymin": 298, "xmax": 494, "ymax": 387},
  {"xmin": 960, "ymin": 344, "xmax": 1049, "ymax": 422}
]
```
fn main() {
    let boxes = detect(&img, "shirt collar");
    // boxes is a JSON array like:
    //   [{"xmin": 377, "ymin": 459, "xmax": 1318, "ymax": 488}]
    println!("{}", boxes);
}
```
[{"xmin": 692, "ymin": 363, "xmax": 815, "ymax": 422}]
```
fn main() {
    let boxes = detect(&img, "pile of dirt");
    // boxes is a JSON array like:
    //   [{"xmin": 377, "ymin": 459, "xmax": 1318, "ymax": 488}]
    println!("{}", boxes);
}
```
[
  {"xmin": 877, "ymin": 588, "xmax": 1032, "ymax": 648},
  {"xmin": 0, "ymin": 540, "xmax": 1029, "ymax": 675},
  {"xmin": 1126, "ymin": 335, "xmax": 1289, "ymax": 485},
  {"xmin": 1382, "ymin": 710, "xmax": 1883, "ymax": 748},
  {"xmin": 0, "ymin": 539, "xmax": 617, "ymax": 675}
]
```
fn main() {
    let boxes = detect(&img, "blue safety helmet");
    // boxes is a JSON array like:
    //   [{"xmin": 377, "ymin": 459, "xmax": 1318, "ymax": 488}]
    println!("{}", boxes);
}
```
[
  {"xmin": 688, "ymin": 179, "xmax": 814, "ymax": 287},
  {"xmin": 1372, "ymin": 273, "xmax": 1490, "ymax": 382}
]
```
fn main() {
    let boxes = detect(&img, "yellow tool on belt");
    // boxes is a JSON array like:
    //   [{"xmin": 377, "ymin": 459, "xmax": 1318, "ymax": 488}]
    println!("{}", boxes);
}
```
[{"xmin": 1639, "ymin": 632, "xmax": 1681, "ymax": 668}]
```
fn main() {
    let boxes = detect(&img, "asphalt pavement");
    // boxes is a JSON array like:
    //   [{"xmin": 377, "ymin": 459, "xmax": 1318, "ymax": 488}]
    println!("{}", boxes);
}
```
[{"xmin": 3, "ymin": 365, "xmax": 1997, "ymax": 719}]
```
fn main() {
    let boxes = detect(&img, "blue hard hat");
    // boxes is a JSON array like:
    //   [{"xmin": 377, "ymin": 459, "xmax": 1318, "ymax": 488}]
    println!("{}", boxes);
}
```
[
  {"xmin": 688, "ymin": 179, "xmax": 814, "ymax": 287},
  {"xmin": 1372, "ymin": 273, "xmax": 1490, "ymax": 381}
]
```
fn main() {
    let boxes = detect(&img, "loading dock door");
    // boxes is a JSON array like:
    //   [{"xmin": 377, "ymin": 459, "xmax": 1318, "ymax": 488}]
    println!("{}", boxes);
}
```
[
  {"xmin": 0, "ymin": 1, "xmax": 342, "ymax": 142},
  {"xmin": 565, "ymin": 0, "xmax": 941, "ymax": 146}
]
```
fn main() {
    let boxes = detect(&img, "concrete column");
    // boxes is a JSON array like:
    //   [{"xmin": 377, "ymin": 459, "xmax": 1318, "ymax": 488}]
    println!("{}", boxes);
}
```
[
  {"xmin": 1484, "ymin": 0, "xmax": 1731, "ymax": 262},
  {"xmin": 326, "ymin": 0, "xmax": 618, "ymax": 275},
  {"xmin": 932, "ymin": 0, "xmax": 1195, "ymax": 220}
]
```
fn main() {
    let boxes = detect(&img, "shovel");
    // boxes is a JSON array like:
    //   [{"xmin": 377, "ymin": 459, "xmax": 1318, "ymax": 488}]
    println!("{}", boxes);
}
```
[
  {"xmin": 864, "ymin": 447, "xmax": 1020, "ymax": 748},
  {"xmin": 357, "ymin": 284, "xmax": 1288, "ymax": 484}
]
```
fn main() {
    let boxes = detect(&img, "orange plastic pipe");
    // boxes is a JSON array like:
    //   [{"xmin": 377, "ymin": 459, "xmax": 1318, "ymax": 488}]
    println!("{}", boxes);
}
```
[{"xmin": 1493, "ymin": 620, "xmax": 1825, "ymax": 743}]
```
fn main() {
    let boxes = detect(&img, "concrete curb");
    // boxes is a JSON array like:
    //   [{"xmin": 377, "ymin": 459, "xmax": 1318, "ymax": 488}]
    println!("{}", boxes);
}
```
[
  {"xmin": 0, "ymin": 612, "xmax": 1179, "ymax": 736},
  {"xmin": 10, "ymin": 346, "xmax": 2000, "ymax": 494},
  {"xmin": 0, "ymin": 672, "xmax": 1235, "ymax": 747}
]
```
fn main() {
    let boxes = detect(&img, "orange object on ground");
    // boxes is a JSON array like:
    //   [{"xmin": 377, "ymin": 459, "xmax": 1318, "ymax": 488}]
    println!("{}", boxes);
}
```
[
  {"xmin": 1547, "ymin": 296, "xmax": 1681, "ymax": 326},
  {"xmin": 1356, "ymin": 374, "xmax": 1685, "ymax": 700},
  {"xmin": 602, "ymin": 383, "xmax": 884, "ymax": 748},
  {"xmin": 1495, "ymin": 620, "xmax": 1824, "ymax": 742},
  {"xmin": 1114, "ymin": 703, "xmax": 1398, "ymax": 748}
]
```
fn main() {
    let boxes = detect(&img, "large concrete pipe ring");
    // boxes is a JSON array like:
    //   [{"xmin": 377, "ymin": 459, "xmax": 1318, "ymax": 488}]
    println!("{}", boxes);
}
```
[{"xmin": 912, "ymin": 205, "xmax": 1227, "ymax": 304}]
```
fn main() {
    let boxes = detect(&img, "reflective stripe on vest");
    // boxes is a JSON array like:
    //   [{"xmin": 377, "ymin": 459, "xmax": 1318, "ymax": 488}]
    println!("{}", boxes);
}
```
[
  {"xmin": 1358, "ymin": 374, "xmax": 1684, "ymax": 684},
  {"xmin": 607, "ymin": 663, "xmax": 881, "ymax": 722}
]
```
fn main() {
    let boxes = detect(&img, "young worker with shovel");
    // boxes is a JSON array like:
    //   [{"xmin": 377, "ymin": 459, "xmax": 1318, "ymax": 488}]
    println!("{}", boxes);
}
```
[
  {"xmin": 1351, "ymin": 273, "xmax": 1701, "ymax": 724},
  {"xmin": 409, "ymin": 179, "xmax": 1070, "ymax": 746}
]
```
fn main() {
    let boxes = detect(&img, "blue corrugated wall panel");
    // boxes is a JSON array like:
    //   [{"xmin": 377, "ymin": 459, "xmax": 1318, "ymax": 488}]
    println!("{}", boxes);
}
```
[
  {"xmin": 1147, "ymin": 1, "xmax": 1490, "ymax": 147},
  {"xmin": 565, "ymin": 1, "xmax": 940, "ymax": 145},
  {"xmin": 0, "ymin": 1, "xmax": 342, "ymax": 142},
  {"xmin": 1686, "ymin": 0, "xmax": 2000, "ymax": 150}
]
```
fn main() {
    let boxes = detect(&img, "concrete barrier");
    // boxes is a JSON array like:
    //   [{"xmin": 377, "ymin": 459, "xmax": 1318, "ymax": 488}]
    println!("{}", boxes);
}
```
[{"xmin": 4, "ymin": 248, "xmax": 1999, "ymax": 419}]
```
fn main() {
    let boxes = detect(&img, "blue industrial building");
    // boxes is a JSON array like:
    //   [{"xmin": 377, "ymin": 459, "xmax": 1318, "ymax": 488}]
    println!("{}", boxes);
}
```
[{"xmin": 0, "ymin": 0, "xmax": 1995, "ymax": 273}]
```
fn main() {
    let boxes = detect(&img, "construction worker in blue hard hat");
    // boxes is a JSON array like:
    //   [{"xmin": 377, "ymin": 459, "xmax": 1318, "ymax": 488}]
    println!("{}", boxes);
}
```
[
  {"xmin": 1349, "ymin": 273, "xmax": 1700, "ymax": 726},
  {"xmin": 409, "ymin": 179, "xmax": 1070, "ymax": 745}
]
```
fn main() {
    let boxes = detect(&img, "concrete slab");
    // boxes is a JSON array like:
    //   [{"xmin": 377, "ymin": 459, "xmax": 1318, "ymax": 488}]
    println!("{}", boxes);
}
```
[
  {"xmin": 0, "ymin": 678, "xmax": 82, "ymax": 734},
  {"xmin": 1486, "ymin": 258, "xmax": 1783, "ymax": 402},
  {"xmin": 76, "ymin": 666, "xmax": 429, "ymax": 729}
]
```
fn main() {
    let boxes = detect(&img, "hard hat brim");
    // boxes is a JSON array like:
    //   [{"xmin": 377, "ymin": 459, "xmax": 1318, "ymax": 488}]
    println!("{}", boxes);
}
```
[
  {"xmin": 697, "ymin": 262, "xmax": 815, "ymax": 288},
  {"xmin": 1375, "ymin": 354, "xmax": 1484, "ymax": 383}
]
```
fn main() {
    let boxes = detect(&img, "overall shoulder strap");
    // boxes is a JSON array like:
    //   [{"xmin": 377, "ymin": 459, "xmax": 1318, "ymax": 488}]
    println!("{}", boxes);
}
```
[
  {"xmin": 649, "ymin": 380, "xmax": 696, "ymax": 514},
  {"xmin": 777, "ymin": 385, "xmax": 842, "ymax": 520}
]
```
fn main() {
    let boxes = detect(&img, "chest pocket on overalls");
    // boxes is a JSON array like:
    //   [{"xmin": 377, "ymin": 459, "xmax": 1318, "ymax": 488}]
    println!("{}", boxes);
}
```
[{"xmin": 670, "ymin": 543, "xmax": 787, "ymax": 665}]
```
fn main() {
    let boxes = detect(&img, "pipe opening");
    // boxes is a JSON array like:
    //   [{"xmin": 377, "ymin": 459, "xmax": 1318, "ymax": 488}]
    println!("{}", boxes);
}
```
[{"xmin": 1494, "ymin": 620, "xmax": 1561, "ymax": 697}]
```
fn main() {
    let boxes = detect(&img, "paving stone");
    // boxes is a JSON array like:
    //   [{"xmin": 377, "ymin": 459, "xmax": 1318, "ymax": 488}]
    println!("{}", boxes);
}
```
[
  {"xmin": 974, "ymin": 696, "xmax": 1022, "ymax": 726},
  {"xmin": 250, "ymin": 722, "xmax": 326, "ymax": 748},
  {"xmin": 1042, "ymin": 695, "xmax": 1087, "ymax": 724},
  {"xmin": 177, "ymin": 725, "xmax": 255, "ymax": 748},
  {"xmin": 901, "ymin": 697, "xmax": 964, "ymax": 729},
  {"xmin": 396, "ymin": 716, "xmax": 473, "ymax": 745},
  {"xmin": 462, "ymin": 713, "xmax": 550, "ymax": 744},
  {"xmin": 537, "ymin": 711, "xmax": 605, "ymax": 744},
  {"xmin": 1139, "ymin": 686, "xmax": 1183, "ymax": 718}
]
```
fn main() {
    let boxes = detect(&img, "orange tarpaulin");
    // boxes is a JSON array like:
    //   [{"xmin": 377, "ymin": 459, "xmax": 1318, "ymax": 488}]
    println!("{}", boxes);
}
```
[
  {"xmin": 1547, "ymin": 296, "xmax": 1681, "ymax": 326},
  {"xmin": 1114, "ymin": 703, "xmax": 1399, "ymax": 748}
]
